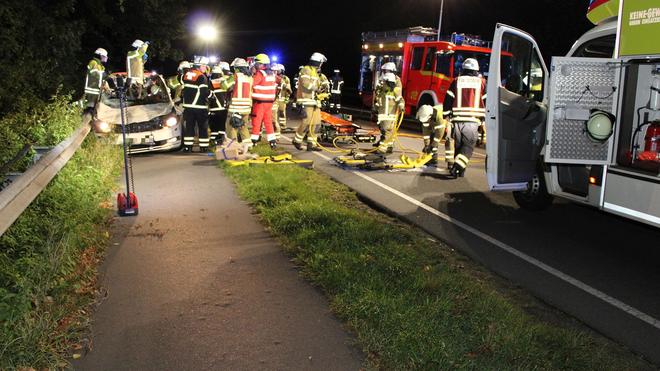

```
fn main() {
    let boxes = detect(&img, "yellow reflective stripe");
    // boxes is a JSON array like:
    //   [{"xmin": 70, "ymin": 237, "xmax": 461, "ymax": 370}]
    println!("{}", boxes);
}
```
[{"xmin": 455, "ymin": 154, "xmax": 469, "ymax": 168}]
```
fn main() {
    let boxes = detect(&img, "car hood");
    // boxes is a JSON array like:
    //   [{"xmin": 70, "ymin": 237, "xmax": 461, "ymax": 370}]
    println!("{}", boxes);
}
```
[{"xmin": 96, "ymin": 101, "xmax": 174, "ymax": 125}]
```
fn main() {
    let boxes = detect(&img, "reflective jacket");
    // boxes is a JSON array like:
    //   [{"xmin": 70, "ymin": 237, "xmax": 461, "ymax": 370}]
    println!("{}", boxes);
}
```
[
  {"xmin": 84, "ymin": 58, "xmax": 105, "ymax": 95},
  {"xmin": 443, "ymin": 75, "xmax": 487, "ymax": 124},
  {"xmin": 374, "ymin": 76, "xmax": 404, "ymax": 122},
  {"xmin": 182, "ymin": 69, "xmax": 209, "ymax": 110},
  {"xmin": 295, "ymin": 65, "xmax": 320, "ymax": 107},
  {"xmin": 126, "ymin": 49, "xmax": 145, "ymax": 81},
  {"xmin": 224, "ymin": 72, "xmax": 253, "ymax": 114},
  {"xmin": 209, "ymin": 74, "xmax": 229, "ymax": 112},
  {"xmin": 331, "ymin": 76, "xmax": 344, "ymax": 95},
  {"xmin": 276, "ymin": 75, "xmax": 292, "ymax": 103},
  {"xmin": 252, "ymin": 69, "xmax": 277, "ymax": 103},
  {"xmin": 166, "ymin": 75, "xmax": 183, "ymax": 101}
]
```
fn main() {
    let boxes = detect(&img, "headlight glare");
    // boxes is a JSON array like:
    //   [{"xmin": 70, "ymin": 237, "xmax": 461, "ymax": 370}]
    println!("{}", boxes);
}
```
[{"xmin": 164, "ymin": 116, "xmax": 177, "ymax": 127}]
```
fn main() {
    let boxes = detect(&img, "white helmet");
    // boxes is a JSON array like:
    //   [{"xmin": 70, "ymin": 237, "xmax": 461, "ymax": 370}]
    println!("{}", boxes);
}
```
[
  {"xmin": 178, "ymin": 61, "xmax": 191, "ymax": 71},
  {"xmin": 132, "ymin": 39, "xmax": 145, "ymax": 48},
  {"xmin": 219, "ymin": 61, "xmax": 231, "ymax": 72},
  {"xmin": 310, "ymin": 52, "xmax": 327, "ymax": 64},
  {"xmin": 382, "ymin": 72, "xmax": 397, "ymax": 83},
  {"xmin": 231, "ymin": 58, "xmax": 249, "ymax": 68},
  {"xmin": 193, "ymin": 55, "xmax": 209, "ymax": 66},
  {"xmin": 212, "ymin": 65, "xmax": 223, "ymax": 74},
  {"xmin": 381, "ymin": 62, "xmax": 397, "ymax": 73},
  {"xmin": 271, "ymin": 63, "xmax": 284, "ymax": 72},
  {"xmin": 416, "ymin": 105, "xmax": 434, "ymax": 122},
  {"xmin": 94, "ymin": 48, "xmax": 108, "ymax": 57},
  {"xmin": 462, "ymin": 58, "xmax": 480, "ymax": 72}
]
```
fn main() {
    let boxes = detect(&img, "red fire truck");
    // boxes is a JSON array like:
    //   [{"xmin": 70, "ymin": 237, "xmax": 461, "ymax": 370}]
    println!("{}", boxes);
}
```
[{"xmin": 358, "ymin": 27, "xmax": 509, "ymax": 115}]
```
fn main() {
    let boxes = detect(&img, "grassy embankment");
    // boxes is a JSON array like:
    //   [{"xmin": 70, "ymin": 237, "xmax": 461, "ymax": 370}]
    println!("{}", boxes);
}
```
[
  {"xmin": 221, "ymin": 145, "xmax": 651, "ymax": 370},
  {"xmin": 0, "ymin": 96, "xmax": 121, "ymax": 369}
]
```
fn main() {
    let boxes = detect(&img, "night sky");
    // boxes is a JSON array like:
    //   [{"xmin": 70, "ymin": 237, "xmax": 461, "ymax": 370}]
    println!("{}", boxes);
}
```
[{"xmin": 183, "ymin": 0, "xmax": 594, "ymax": 91}]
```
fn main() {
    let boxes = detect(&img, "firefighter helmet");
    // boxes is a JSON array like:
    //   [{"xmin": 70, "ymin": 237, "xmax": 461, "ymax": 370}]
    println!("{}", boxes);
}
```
[
  {"xmin": 381, "ymin": 62, "xmax": 397, "ymax": 73},
  {"xmin": 132, "ymin": 39, "xmax": 145, "ymax": 48},
  {"xmin": 416, "ymin": 105, "xmax": 434, "ymax": 123},
  {"xmin": 178, "ymin": 61, "xmax": 192, "ymax": 71},
  {"xmin": 219, "ymin": 61, "xmax": 231, "ymax": 72},
  {"xmin": 270, "ymin": 63, "xmax": 283, "ymax": 72},
  {"xmin": 193, "ymin": 56, "xmax": 209, "ymax": 66},
  {"xmin": 462, "ymin": 58, "xmax": 480, "ymax": 72},
  {"xmin": 212, "ymin": 65, "xmax": 223, "ymax": 74},
  {"xmin": 94, "ymin": 48, "xmax": 108, "ymax": 57},
  {"xmin": 255, "ymin": 53, "xmax": 271, "ymax": 65},
  {"xmin": 231, "ymin": 58, "xmax": 249, "ymax": 68},
  {"xmin": 586, "ymin": 109, "xmax": 614, "ymax": 142},
  {"xmin": 310, "ymin": 52, "xmax": 327, "ymax": 64}
]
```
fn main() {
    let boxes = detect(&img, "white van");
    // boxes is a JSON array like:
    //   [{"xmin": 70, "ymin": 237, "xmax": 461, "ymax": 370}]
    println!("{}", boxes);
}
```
[{"xmin": 484, "ymin": 7, "xmax": 660, "ymax": 228}]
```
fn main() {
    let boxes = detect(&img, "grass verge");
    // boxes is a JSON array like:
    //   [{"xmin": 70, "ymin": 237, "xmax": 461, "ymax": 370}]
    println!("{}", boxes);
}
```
[
  {"xmin": 221, "ymin": 156, "xmax": 651, "ymax": 370},
  {"xmin": 0, "ymin": 135, "xmax": 121, "ymax": 369}
]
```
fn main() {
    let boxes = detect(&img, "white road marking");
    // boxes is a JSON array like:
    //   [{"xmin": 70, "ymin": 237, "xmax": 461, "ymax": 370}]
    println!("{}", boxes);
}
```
[{"xmin": 280, "ymin": 134, "xmax": 660, "ymax": 330}]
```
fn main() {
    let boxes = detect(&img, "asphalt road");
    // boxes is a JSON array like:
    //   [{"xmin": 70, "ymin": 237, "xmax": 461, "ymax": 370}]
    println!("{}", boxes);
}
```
[
  {"xmin": 75, "ymin": 153, "xmax": 363, "ymax": 370},
  {"xmin": 280, "ymin": 113, "xmax": 660, "ymax": 364}
]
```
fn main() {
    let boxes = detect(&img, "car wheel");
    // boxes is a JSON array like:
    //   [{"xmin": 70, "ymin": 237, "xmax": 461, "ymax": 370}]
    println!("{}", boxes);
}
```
[{"xmin": 512, "ymin": 170, "xmax": 553, "ymax": 211}]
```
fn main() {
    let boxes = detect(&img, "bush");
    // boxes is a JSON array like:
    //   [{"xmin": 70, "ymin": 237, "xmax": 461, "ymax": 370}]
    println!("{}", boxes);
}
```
[
  {"xmin": 0, "ymin": 131, "xmax": 120, "ymax": 368},
  {"xmin": 0, "ymin": 93, "xmax": 81, "ymax": 175}
]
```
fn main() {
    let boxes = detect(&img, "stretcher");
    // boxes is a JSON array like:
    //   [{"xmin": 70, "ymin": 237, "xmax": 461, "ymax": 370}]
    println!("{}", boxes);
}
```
[
  {"xmin": 319, "ymin": 111, "xmax": 377, "ymax": 144},
  {"xmin": 334, "ymin": 152, "xmax": 433, "ymax": 170}
]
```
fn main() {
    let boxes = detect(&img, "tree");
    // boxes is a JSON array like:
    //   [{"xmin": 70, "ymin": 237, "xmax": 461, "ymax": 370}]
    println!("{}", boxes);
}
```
[{"xmin": 0, "ymin": 0, "xmax": 188, "ymax": 116}]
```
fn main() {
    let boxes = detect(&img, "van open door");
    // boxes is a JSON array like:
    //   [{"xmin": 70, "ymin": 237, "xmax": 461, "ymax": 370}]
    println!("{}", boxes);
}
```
[{"xmin": 485, "ymin": 24, "xmax": 549, "ymax": 191}]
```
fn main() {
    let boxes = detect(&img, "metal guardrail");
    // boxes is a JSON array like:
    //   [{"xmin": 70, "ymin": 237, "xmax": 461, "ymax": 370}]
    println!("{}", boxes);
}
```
[{"xmin": 0, "ymin": 115, "xmax": 91, "ymax": 236}]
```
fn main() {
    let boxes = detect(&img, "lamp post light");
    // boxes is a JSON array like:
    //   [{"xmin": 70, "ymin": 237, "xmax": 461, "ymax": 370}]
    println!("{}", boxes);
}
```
[
  {"xmin": 437, "ymin": 0, "xmax": 444, "ymax": 41},
  {"xmin": 197, "ymin": 24, "xmax": 218, "ymax": 58}
]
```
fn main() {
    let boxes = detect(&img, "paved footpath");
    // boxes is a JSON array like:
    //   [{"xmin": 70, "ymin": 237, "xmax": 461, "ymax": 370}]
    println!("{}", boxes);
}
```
[{"xmin": 75, "ymin": 152, "xmax": 363, "ymax": 370}]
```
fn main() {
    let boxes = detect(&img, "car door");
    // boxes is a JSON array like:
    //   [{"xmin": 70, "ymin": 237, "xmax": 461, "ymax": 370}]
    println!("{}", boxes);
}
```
[{"xmin": 485, "ymin": 24, "xmax": 549, "ymax": 191}]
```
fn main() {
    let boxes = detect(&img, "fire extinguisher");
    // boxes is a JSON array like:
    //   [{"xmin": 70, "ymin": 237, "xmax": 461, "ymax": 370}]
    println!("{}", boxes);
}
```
[{"xmin": 642, "ymin": 120, "xmax": 660, "ymax": 161}]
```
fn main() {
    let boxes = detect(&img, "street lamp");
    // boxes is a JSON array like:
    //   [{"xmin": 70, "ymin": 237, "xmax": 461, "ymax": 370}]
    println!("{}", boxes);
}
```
[
  {"xmin": 437, "ymin": 0, "xmax": 444, "ymax": 41},
  {"xmin": 196, "ymin": 23, "xmax": 218, "ymax": 57}
]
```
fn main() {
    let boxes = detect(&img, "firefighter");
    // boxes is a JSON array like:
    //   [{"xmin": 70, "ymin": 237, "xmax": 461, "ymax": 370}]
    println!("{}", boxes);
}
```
[
  {"xmin": 126, "ymin": 39, "xmax": 149, "ymax": 99},
  {"xmin": 293, "ymin": 52, "xmax": 327, "ymax": 151},
  {"xmin": 373, "ymin": 62, "xmax": 403, "ymax": 149},
  {"xmin": 208, "ymin": 62, "xmax": 230, "ymax": 145},
  {"xmin": 250, "ymin": 54, "xmax": 278, "ymax": 149},
  {"xmin": 167, "ymin": 61, "xmax": 190, "ymax": 104},
  {"xmin": 443, "ymin": 58, "xmax": 486, "ymax": 178},
  {"xmin": 373, "ymin": 72, "xmax": 404, "ymax": 155},
  {"xmin": 84, "ymin": 48, "xmax": 108, "ymax": 112},
  {"xmin": 223, "ymin": 58, "xmax": 254, "ymax": 150},
  {"xmin": 181, "ymin": 57, "xmax": 211, "ymax": 152},
  {"xmin": 330, "ymin": 69, "xmax": 344, "ymax": 113},
  {"xmin": 416, "ymin": 104, "xmax": 453, "ymax": 167},
  {"xmin": 271, "ymin": 63, "xmax": 292, "ymax": 138}
]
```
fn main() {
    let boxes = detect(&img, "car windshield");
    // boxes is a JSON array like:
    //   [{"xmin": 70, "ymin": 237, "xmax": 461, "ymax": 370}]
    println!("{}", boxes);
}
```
[{"xmin": 101, "ymin": 74, "xmax": 172, "ymax": 108}]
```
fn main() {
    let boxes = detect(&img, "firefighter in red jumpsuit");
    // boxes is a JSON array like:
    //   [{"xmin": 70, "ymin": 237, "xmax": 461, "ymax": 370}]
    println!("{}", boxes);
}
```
[
  {"xmin": 250, "ymin": 53, "xmax": 279, "ymax": 149},
  {"xmin": 443, "ymin": 58, "xmax": 486, "ymax": 178}
]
